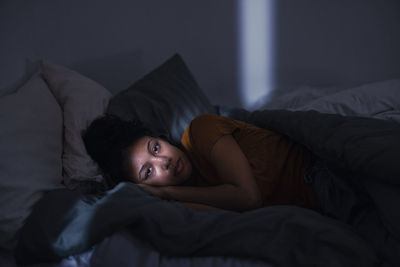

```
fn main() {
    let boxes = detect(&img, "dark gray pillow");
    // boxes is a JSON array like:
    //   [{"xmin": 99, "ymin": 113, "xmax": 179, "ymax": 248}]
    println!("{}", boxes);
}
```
[{"xmin": 107, "ymin": 54, "xmax": 216, "ymax": 144}]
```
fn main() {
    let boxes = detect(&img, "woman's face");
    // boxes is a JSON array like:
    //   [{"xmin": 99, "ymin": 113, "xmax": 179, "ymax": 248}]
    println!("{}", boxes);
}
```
[{"xmin": 125, "ymin": 136, "xmax": 192, "ymax": 186}]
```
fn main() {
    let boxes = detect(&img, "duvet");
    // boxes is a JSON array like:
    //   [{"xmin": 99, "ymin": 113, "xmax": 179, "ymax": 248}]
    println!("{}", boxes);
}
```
[{"xmin": 15, "ymin": 110, "xmax": 400, "ymax": 266}]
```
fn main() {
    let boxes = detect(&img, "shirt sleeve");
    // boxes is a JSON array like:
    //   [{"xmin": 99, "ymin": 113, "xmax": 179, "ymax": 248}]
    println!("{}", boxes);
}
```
[{"xmin": 181, "ymin": 114, "xmax": 240, "ymax": 161}]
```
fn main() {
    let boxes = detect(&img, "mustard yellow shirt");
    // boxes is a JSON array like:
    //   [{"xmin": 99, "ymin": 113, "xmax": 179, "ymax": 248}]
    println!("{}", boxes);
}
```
[{"xmin": 181, "ymin": 114, "xmax": 318, "ymax": 210}]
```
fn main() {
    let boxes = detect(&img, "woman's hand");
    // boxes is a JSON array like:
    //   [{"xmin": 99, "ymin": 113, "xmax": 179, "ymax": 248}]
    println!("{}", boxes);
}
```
[{"xmin": 138, "ymin": 184, "xmax": 170, "ymax": 199}]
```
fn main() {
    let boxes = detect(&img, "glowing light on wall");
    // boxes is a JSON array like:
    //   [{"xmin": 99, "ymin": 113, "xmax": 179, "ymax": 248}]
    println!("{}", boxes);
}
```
[{"xmin": 238, "ymin": 0, "xmax": 275, "ymax": 110}]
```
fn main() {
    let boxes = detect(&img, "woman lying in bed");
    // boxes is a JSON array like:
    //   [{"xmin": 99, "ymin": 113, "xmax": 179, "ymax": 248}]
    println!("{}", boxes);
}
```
[{"xmin": 83, "ymin": 114, "xmax": 320, "ymax": 212}]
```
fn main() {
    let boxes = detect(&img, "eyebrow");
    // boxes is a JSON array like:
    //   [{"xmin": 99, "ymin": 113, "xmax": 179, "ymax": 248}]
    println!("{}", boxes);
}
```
[{"xmin": 138, "ymin": 139, "xmax": 152, "ymax": 181}]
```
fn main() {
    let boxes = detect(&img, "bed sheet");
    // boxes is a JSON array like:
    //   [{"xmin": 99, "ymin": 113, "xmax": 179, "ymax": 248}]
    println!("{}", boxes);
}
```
[
  {"xmin": 89, "ymin": 230, "xmax": 272, "ymax": 267},
  {"xmin": 0, "ymin": 228, "xmax": 276, "ymax": 266},
  {"xmin": 0, "ymin": 249, "xmax": 92, "ymax": 267},
  {"xmin": 261, "ymin": 79, "xmax": 400, "ymax": 123},
  {"xmin": 0, "ymin": 230, "xmax": 276, "ymax": 267}
]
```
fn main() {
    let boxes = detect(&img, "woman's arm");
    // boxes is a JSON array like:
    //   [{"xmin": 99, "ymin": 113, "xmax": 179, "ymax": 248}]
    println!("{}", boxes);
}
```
[
  {"xmin": 140, "ymin": 135, "xmax": 263, "ymax": 212},
  {"xmin": 165, "ymin": 184, "xmax": 261, "ymax": 211}
]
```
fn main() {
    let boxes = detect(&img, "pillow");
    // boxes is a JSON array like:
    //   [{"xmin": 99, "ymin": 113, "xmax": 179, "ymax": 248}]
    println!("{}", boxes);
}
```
[
  {"xmin": 41, "ymin": 61, "xmax": 112, "ymax": 186},
  {"xmin": 259, "ymin": 85, "xmax": 348, "ymax": 110},
  {"xmin": 107, "ymin": 54, "xmax": 216, "ymax": 144},
  {"xmin": 0, "ymin": 74, "xmax": 63, "ymax": 250},
  {"xmin": 293, "ymin": 79, "xmax": 400, "ymax": 123}
]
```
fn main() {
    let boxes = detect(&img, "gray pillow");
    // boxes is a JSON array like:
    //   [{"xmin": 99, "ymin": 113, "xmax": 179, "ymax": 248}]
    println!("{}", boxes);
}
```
[
  {"xmin": 0, "ymin": 74, "xmax": 63, "ymax": 250},
  {"xmin": 107, "ymin": 54, "xmax": 216, "ymax": 144},
  {"xmin": 40, "ymin": 61, "xmax": 112, "ymax": 186}
]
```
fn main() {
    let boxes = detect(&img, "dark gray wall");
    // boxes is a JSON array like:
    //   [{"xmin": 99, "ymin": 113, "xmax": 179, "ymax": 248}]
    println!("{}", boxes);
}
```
[
  {"xmin": 1, "ymin": 0, "xmax": 399, "ymax": 107},
  {"xmin": 0, "ymin": 0, "xmax": 240, "ymax": 105},
  {"xmin": 274, "ymin": 0, "xmax": 400, "ymax": 90}
]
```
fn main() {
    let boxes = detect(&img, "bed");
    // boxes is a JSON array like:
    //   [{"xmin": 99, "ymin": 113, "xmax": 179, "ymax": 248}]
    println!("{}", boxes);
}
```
[{"xmin": 1, "ymin": 54, "xmax": 400, "ymax": 267}]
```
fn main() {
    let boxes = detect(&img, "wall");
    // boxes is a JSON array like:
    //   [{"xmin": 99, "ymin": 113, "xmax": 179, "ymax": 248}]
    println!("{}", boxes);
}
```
[
  {"xmin": 1, "ymin": 0, "xmax": 399, "ymax": 107},
  {"xmin": 274, "ymin": 0, "xmax": 400, "ymax": 91},
  {"xmin": 0, "ymin": 0, "xmax": 240, "ymax": 105}
]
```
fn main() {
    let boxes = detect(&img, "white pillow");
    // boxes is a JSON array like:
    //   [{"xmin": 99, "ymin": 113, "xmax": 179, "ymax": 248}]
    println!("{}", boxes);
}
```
[
  {"xmin": 0, "ymin": 74, "xmax": 63, "ymax": 250},
  {"xmin": 294, "ymin": 79, "xmax": 400, "ymax": 123},
  {"xmin": 41, "ymin": 61, "xmax": 112, "ymax": 186}
]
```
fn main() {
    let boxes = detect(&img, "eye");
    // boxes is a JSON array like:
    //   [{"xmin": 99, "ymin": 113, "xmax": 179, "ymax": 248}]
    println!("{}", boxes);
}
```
[
  {"xmin": 153, "ymin": 143, "xmax": 160, "ymax": 154},
  {"xmin": 145, "ymin": 167, "xmax": 152, "ymax": 179}
]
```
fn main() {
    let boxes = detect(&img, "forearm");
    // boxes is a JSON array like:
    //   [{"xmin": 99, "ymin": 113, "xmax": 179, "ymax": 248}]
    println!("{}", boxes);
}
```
[{"xmin": 165, "ymin": 184, "xmax": 261, "ymax": 212}]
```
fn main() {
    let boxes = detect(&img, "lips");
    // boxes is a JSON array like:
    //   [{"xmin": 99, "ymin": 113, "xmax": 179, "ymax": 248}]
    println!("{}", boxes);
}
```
[{"xmin": 174, "ymin": 158, "xmax": 183, "ymax": 175}]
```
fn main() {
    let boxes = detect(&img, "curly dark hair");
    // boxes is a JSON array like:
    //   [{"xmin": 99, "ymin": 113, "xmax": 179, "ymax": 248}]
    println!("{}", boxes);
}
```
[{"xmin": 82, "ymin": 114, "xmax": 152, "ymax": 186}]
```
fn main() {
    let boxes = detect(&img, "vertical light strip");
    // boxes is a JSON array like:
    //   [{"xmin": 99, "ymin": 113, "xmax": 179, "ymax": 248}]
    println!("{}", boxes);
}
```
[{"xmin": 238, "ymin": 0, "xmax": 275, "ymax": 110}]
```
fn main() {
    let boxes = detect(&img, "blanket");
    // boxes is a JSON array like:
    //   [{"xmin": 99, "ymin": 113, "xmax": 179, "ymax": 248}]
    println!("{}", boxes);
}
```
[
  {"xmin": 242, "ymin": 109, "xmax": 400, "ymax": 265},
  {"xmin": 16, "ymin": 184, "xmax": 380, "ymax": 266},
  {"xmin": 15, "ymin": 110, "xmax": 400, "ymax": 266}
]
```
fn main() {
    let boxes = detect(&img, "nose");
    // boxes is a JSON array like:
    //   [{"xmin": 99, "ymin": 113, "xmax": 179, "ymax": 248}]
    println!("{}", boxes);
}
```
[{"xmin": 153, "ymin": 156, "xmax": 171, "ymax": 170}]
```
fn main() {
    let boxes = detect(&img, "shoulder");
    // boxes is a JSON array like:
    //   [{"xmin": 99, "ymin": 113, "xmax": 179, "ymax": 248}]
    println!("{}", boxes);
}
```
[
  {"xmin": 190, "ymin": 114, "xmax": 234, "ymax": 130},
  {"xmin": 181, "ymin": 114, "xmax": 239, "ymax": 159}
]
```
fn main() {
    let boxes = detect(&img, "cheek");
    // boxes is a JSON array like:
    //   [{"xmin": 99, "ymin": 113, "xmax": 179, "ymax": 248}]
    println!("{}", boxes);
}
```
[{"xmin": 153, "ymin": 168, "xmax": 173, "ymax": 185}]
